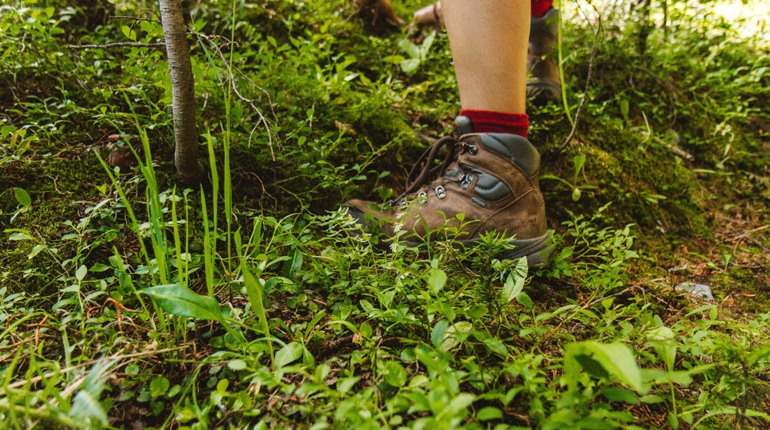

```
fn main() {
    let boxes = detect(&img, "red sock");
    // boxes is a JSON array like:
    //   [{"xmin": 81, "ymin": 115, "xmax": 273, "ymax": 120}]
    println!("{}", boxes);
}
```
[
  {"xmin": 531, "ymin": 0, "xmax": 554, "ymax": 18},
  {"xmin": 460, "ymin": 109, "xmax": 528, "ymax": 138}
]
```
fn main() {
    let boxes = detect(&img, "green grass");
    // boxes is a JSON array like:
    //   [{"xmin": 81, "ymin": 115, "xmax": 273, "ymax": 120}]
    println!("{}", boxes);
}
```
[{"xmin": 0, "ymin": 0, "xmax": 769, "ymax": 428}]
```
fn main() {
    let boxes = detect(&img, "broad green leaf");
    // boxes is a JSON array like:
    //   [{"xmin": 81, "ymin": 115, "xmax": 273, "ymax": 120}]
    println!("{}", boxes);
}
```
[
  {"xmin": 474, "ymin": 331, "xmax": 508, "ymax": 357},
  {"xmin": 28, "ymin": 244, "xmax": 46, "ymax": 260},
  {"xmin": 477, "ymin": 406, "xmax": 503, "ymax": 421},
  {"xmin": 400, "ymin": 58, "xmax": 420, "ymax": 74},
  {"xmin": 427, "ymin": 268, "xmax": 447, "ymax": 293},
  {"xmin": 228, "ymin": 359, "xmax": 248, "ymax": 371},
  {"xmin": 75, "ymin": 265, "xmax": 88, "ymax": 281},
  {"xmin": 383, "ymin": 361, "xmax": 407, "ymax": 387},
  {"xmin": 398, "ymin": 38, "xmax": 421, "ymax": 59},
  {"xmin": 14, "ymin": 187, "xmax": 31, "ymax": 206},
  {"xmin": 602, "ymin": 387, "xmax": 639, "ymax": 404},
  {"xmin": 564, "ymin": 341, "xmax": 646, "ymax": 393},
  {"xmin": 431, "ymin": 319, "xmax": 449, "ymax": 347},
  {"xmin": 120, "ymin": 25, "xmax": 136, "ymax": 41},
  {"xmin": 7, "ymin": 231, "xmax": 34, "ymax": 241},
  {"xmin": 150, "ymin": 376, "xmax": 170, "ymax": 398},
  {"xmin": 275, "ymin": 342, "xmax": 303, "ymax": 369},
  {"xmin": 141, "ymin": 284, "xmax": 222, "ymax": 321},
  {"xmin": 516, "ymin": 291, "xmax": 533, "ymax": 309},
  {"xmin": 89, "ymin": 263, "xmax": 111, "ymax": 272},
  {"xmin": 337, "ymin": 376, "xmax": 360, "ymax": 394},
  {"xmin": 438, "ymin": 321, "xmax": 472, "ymax": 352},
  {"xmin": 447, "ymin": 393, "xmax": 475, "ymax": 411}
]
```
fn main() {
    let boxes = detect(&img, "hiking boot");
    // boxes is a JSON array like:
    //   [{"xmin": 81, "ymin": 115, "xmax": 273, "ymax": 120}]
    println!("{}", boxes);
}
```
[
  {"xmin": 347, "ymin": 116, "xmax": 551, "ymax": 265},
  {"xmin": 527, "ymin": 7, "xmax": 561, "ymax": 101}
]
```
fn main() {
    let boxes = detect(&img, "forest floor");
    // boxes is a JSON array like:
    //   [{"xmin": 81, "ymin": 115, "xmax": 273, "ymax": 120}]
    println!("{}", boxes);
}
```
[{"xmin": 0, "ymin": 0, "xmax": 769, "ymax": 429}]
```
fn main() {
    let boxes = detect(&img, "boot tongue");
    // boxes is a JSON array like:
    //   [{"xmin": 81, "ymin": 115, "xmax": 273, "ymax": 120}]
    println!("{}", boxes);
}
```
[{"xmin": 454, "ymin": 116, "xmax": 475, "ymax": 136}]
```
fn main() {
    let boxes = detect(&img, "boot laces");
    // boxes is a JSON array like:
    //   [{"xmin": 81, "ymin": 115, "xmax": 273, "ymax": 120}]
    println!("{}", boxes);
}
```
[{"xmin": 392, "ymin": 135, "xmax": 473, "ymax": 204}]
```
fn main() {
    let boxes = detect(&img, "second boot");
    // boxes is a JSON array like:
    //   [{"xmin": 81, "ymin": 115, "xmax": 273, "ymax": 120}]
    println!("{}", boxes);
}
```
[{"xmin": 527, "ymin": 7, "xmax": 561, "ymax": 101}]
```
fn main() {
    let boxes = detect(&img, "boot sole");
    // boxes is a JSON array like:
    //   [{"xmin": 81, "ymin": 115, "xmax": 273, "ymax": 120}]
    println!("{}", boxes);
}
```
[
  {"xmin": 349, "ymin": 206, "xmax": 553, "ymax": 266},
  {"xmin": 526, "ymin": 78, "xmax": 561, "ymax": 102}
]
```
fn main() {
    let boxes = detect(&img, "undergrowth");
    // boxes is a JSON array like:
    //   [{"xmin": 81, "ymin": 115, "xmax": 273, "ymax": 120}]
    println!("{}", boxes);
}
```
[{"xmin": 0, "ymin": 0, "xmax": 768, "ymax": 428}]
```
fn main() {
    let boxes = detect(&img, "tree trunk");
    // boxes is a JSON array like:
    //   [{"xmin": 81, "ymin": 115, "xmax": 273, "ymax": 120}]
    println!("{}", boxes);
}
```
[{"xmin": 158, "ymin": 0, "xmax": 205, "ymax": 183}]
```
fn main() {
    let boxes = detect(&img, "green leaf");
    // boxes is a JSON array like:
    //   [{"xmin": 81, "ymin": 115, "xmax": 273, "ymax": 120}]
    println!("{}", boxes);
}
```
[
  {"xmin": 448, "ymin": 393, "xmax": 475, "ymax": 411},
  {"xmin": 438, "ymin": 321, "xmax": 472, "ymax": 352},
  {"xmin": 383, "ymin": 361, "xmax": 407, "ymax": 387},
  {"xmin": 228, "ymin": 359, "xmax": 248, "ymax": 371},
  {"xmin": 150, "ymin": 376, "xmax": 170, "ymax": 398},
  {"xmin": 619, "ymin": 98, "xmax": 630, "ymax": 122},
  {"xmin": 474, "ymin": 332, "xmax": 508, "ymax": 357},
  {"xmin": 282, "ymin": 248, "xmax": 303, "ymax": 279},
  {"xmin": 398, "ymin": 38, "xmax": 421, "ymax": 59},
  {"xmin": 400, "ymin": 58, "xmax": 420, "ymax": 74},
  {"xmin": 7, "ymin": 231, "xmax": 34, "ymax": 241},
  {"xmin": 141, "ymin": 284, "xmax": 222, "ymax": 321},
  {"xmin": 427, "ymin": 268, "xmax": 447, "ymax": 293},
  {"xmin": 419, "ymin": 31, "xmax": 436, "ymax": 60},
  {"xmin": 477, "ymin": 406, "xmax": 503, "ymax": 421},
  {"xmin": 602, "ymin": 387, "xmax": 639, "ymax": 404},
  {"xmin": 431, "ymin": 319, "xmax": 449, "ymax": 347},
  {"xmin": 27, "ymin": 244, "xmax": 46, "ymax": 260},
  {"xmin": 573, "ymin": 153, "xmax": 586, "ymax": 179},
  {"xmin": 502, "ymin": 258, "xmax": 528, "ymax": 303},
  {"xmin": 14, "ymin": 187, "xmax": 31, "ymax": 206},
  {"xmin": 275, "ymin": 342, "xmax": 303, "ymax": 369},
  {"xmin": 75, "ymin": 265, "xmax": 88, "ymax": 281},
  {"xmin": 90, "ymin": 263, "xmax": 111, "ymax": 272},
  {"xmin": 120, "ymin": 25, "xmax": 136, "ymax": 41},
  {"xmin": 337, "ymin": 376, "xmax": 360, "ymax": 394},
  {"xmin": 564, "ymin": 341, "xmax": 646, "ymax": 393},
  {"xmin": 516, "ymin": 291, "xmax": 533, "ymax": 309}
]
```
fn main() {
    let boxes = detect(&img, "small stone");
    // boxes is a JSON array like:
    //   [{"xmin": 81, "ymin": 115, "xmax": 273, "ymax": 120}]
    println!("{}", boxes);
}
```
[{"xmin": 675, "ymin": 282, "xmax": 714, "ymax": 301}]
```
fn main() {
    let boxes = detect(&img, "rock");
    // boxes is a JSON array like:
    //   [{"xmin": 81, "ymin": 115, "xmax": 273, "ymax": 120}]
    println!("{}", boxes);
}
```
[{"xmin": 675, "ymin": 282, "xmax": 714, "ymax": 301}]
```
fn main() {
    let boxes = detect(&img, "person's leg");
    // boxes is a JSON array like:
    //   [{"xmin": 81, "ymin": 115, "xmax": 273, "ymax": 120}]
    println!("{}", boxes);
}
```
[
  {"xmin": 413, "ymin": 0, "xmax": 561, "ymax": 102},
  {"xmin": 442, "ymin": 0, "xmax": 530, "ymax": 114}
]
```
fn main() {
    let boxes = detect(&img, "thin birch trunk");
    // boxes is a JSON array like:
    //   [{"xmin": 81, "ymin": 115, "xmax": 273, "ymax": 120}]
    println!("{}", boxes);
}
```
[{"xmin": 158, "ymin": 0, "xmax": 204, "ymax": 183}]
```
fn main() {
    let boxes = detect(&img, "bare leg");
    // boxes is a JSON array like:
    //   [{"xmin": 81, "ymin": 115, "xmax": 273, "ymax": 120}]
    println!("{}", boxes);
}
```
[{"xmin": 442, "ymin": 0, "xmax": 530, "ymax": 114}]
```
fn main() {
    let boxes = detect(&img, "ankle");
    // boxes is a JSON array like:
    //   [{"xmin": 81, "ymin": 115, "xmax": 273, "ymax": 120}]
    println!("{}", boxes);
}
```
[{"xmin": 459, "ymin": 109, "xmax": 529, "ymax": 138}]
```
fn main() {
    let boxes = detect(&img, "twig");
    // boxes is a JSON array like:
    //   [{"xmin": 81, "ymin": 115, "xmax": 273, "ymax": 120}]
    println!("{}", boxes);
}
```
[
  {"xmin": 559, "ymin": 5, "xmax": 602, "ymax": 152},
  {"xmin": 193, "ymin": 31, "xmax": 277, "ymax": 160},
  {"xmin": 110, "ymin": 15, "xmax": 161, "ymax": 24},
  {"xmin": 66, "ymin": 42, "xmax": 165, "ymax": 49}
]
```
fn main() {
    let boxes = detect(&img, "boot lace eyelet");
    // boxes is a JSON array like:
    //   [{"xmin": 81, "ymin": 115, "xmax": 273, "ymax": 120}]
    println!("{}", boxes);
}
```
[
  {"xmin": 418, "ymin": 191, "xmax": 428, "ymax": 204},
  {"xmin": 435, "ymin": 186, "xmax": 446, "ymax": 199},
  {"xmin": 465, "ymin": 144, "xmax": 478, "ymax": 155},
  {"xmin": 460, "ymin": 174, "xmax": 474, "ymax": 190}
]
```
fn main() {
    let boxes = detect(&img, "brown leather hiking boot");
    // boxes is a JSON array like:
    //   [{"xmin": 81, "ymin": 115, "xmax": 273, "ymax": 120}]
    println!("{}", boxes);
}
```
[
  {"xmin": 347, "ymin": 116, "xmax": 551, "ymax": 265},
  {"xmin": 527, "ymin": 7, "xmax": 561, "ymax": 101}
]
